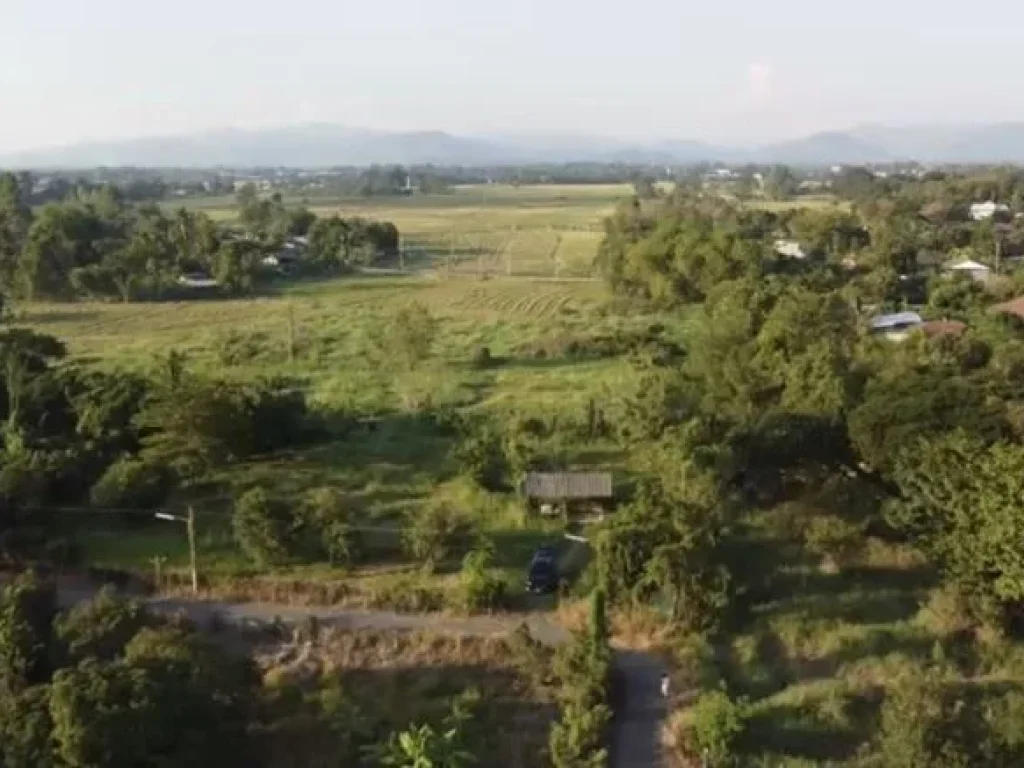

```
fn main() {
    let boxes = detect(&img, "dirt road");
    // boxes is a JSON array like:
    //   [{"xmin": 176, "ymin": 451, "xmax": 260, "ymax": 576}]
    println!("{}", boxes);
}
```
[{"xmin": 57, "ymin": 588, "xmax": 666, "ymax": 767}]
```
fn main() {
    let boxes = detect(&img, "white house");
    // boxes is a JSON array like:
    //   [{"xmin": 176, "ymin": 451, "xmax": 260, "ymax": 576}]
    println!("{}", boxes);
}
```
[
  {"xmin": 774, "ymin": 239, "xmax": 807, "ymax": 259},
  {"xmin": 970, "ymin": 201, "xmax": 1009, "ymax": 221},
  {"xmin": 947, "ymin": 259, "xmax": 991, "ymax": 283},
  {"xmin": 870, "ymin": 311, "xmax": 923, "ymax": 341}
]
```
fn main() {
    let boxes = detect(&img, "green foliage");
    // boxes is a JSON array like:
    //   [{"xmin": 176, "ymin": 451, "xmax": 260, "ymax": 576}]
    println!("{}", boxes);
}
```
[
  {"xmin": 690, "ymin": 689, "xmax": 746, "ymax": 767},
  {"xmin": 0, "ymin": 572, "xmax": 57, "ymax": 693},
  {"xmin": 596, "ymin": 482, "xmax": 733, "ymax": 634},
  {"xmin": 368, "ymin": 692, "xmax": 478, "ymax": 768},
  {"xmin": 460, "ymin": 546, "xmax": 507, "ymax": 613},
  {"xmin": 403, "ymin": 502, "xmax": 476, "ymax": 569},
  {"xmin": 232, "ymin": 488, "xmax": 293, "ymax": 566},
  {"xmin": 55, "ymin": 588, "xmax": 151, "ymax": 665},
  {"xmin": 549, "ymin": 595, "xmax": 612, "ymax": 768},
  {"xmin": 0, "ymin": 683, "xmax": 57, "ymax": 768},
  {"xmin": 89, "ymin": 457, "xmax": 172, "ymax": 510},
  {"xmin": 889, "ymin": 431, "xmax": 1024, "ymax": 623},
  {"xmin": 298, "ymin": 486, "xmax": 359, "ymax": 566},
  {"xmin": 388, "ymin": 302, "xmax": 438, "ymax": 370}
]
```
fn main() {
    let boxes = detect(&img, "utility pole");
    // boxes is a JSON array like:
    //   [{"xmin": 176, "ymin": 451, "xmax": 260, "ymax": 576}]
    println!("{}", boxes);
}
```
[
  {"xmin": 187, "ymin": 506, "xmax": 198, "ymax": 595},
  {"xmin": 155, "ymin": 508, "xmax": 198, "ymax": 595},
  {"xmin": 507, "ymin": 226, "xmax": 516, "ymax": 277},
  {"xmin": 150, "ymin": 556, "xmax": 167, "ymax": 591},
  {"xmin": 447, "ymin": 229, "xmax": 454, "ymax": 278}
]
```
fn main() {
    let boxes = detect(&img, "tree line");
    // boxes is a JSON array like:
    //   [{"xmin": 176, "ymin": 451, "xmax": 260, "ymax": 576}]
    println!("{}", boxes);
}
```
[{"xmin": 0, "ymin": 174, "xmax": 400, "ymax": 302}]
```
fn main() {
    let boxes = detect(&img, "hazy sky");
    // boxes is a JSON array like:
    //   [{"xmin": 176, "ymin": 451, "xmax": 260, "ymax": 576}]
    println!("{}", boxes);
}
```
[{"xmin": 3, "ymin": 0, "xmax": 1022, "ymax": 152}]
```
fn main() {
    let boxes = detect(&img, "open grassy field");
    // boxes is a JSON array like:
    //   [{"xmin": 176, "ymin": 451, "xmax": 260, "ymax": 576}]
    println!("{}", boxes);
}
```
[
  {"xmin": 176, "ymin": 183, "xmax": 629, "ymax": 277},
  {"xmin": 23, "ymin": 262, "xmax": 666, "ymax": 598}
]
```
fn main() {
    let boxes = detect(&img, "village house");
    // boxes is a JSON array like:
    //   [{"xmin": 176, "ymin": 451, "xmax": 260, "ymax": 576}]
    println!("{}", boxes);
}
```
[
  {"xmin": 970, "ymin": 201, "xmax": 1010, "ymax": 221},
  {"xmin": 946, "ymin": 259, "xmax": 992, "ymax": 283}
]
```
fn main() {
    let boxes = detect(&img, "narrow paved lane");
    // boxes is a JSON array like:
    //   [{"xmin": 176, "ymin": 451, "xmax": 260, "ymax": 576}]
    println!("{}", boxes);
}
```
[{"xmin": 610, "ymin": 651, "xmax": 668, "ymax": 768}]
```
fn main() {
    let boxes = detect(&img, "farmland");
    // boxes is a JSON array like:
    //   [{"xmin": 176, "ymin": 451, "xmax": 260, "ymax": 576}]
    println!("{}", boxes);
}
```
[
  {"xmin": 21, "ymin": 183, "xmax": 663, "ymax": 601},
  {"xmin": 175, "ymin": 183, "xmax": 628, "ymax": 277}
]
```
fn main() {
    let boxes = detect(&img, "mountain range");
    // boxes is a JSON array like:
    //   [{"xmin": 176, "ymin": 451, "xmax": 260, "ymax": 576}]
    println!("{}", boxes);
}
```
[{"xmin": 5, "ymin": 122, "xmax": 1024, "ymax": 168}]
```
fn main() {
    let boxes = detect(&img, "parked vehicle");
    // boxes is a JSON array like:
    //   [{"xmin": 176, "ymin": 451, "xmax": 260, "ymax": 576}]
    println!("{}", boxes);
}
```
[{"xmin": 526, "ymin": 545, "xmax": 560, "ymax": 594}]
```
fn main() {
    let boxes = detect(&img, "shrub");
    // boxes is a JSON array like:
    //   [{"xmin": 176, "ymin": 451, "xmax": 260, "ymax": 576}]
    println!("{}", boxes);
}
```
[
  {"xmin": 299, "ymin": 487, "xmax": 359, "ymax": 566},
  {"xmin": 89, "ymin": 458, "xmax": 173, "ymax": 510},
  {"xmin": 55, "ymin": 588, "xmax": 150, "ymax": 664},
  {"xmin": 460, "ymin": 547, "xmax": 507, "ymax": 613},
  {"xmin": 470, "ymin": 345, "xmax": 496, "ymax": 369},
  {"xmin": 803, "ymin": 514, "xmax": 865, "ymax": 569},
  {"xmin": 402, "ymin": 503, "xmax": 476, "ymax": 570},
  {"xmin": 691, "ymin": 689, "xmax": 746, "ymax": 767},
  {"xmin": 232, "ymin": 489, "xmax": 293, "ymax": 566}
]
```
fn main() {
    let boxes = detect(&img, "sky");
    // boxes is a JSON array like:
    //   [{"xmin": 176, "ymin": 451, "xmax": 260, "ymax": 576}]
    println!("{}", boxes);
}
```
[{"xmin": 3, "ymin": 0, "xmax": 1023, "ymax": 153}]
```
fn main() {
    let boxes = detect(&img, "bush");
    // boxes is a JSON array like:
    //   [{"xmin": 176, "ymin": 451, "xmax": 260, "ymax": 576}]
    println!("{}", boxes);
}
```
[
  {"xmin": 55, "ymin": 588, "xmax": 150, "ymax": 664},
  {"xmin": 402, "ymin": 503, "xmax": 476, "ymax": 570},
  {"xmin": 232, "ymin": 489, "xmax": 293, "ymax": 566},
  {"xmin": 298, "ymin": 487, "xmax": 359, "ymax": 566},
  {"xmin": 691, "ymin": 689, "xmax": 746, "ymax": 767},
  {"xmin": 460, "ymin": 547, "xmax": 507, "ymax": 613},
  {"xmin": 470, "ymin": 345, "xmax": 496, "ymax": 369},
  {"xmin": 89, "ymin": 458, "xmax": 173, "ymax": 510}
]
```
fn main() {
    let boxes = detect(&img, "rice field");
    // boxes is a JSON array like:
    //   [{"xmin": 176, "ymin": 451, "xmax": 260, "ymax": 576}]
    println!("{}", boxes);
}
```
[{"xmin": 175, "ymin": 184, "xmax": 624, "ymax": 277}]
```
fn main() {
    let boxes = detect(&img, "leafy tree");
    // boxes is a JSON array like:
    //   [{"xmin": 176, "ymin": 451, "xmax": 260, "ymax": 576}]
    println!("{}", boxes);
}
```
[
  {"xmin": 0, "ymin": 683, "xmax": 57, "ymax": 768},
  {"xmin": 232, "ymin": 488, "xmax": 293, "ymax": 566},
  {"xmin": 403, "ymin": 503, "xmax": 475, "ymax": 570},
  {"xmin": 55, "ymin": 589, "xmax": 151, "ymax": 665},
  {"xmin": 299, "ymin": 486, "xmax": 359, "ymax": 566},
  {"xmin": 0, "ymin": 572, "xmax": 57, "ymax": 693},
  {"xmin": 460, "ymin": 546, "xmax": 507, "ymax": 613},
  {"xmin": 90, "ymin": 457, "xmax": 172, "ymax": 510},
  {"xmin": 691, "ymin": 689, "xmax": 746, "ymax": 767},
  {"xmin": 383, "ymin": 302, "xmax": 438, "ymax": 370},
  {"xmin": 889, "ymin": 431, "xmax": 1024, "ymax": 622}
]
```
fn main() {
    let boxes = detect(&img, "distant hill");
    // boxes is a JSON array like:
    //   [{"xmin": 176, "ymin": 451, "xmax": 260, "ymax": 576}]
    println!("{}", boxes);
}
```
[{"xmin": 6, "ymin": 122, "xmax": 1024, "ymax": 169}]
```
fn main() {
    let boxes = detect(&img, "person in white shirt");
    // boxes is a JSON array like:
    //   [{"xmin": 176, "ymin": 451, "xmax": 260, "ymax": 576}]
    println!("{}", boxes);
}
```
[{"xmin": 660, "ymin": 672, "xmax": 670, "ymax": 699}]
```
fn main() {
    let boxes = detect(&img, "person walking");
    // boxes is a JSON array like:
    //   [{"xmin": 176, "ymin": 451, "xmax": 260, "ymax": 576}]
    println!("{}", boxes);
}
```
[{"xmin": 660, "ymin": 672, "xmax": 670, "ymax": 700}]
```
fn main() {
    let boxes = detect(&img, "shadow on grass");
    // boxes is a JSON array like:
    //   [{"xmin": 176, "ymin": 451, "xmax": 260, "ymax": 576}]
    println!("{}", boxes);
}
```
[{"xmin": 741, "ymin": 702, "xmax": 863, "ymax": 763}]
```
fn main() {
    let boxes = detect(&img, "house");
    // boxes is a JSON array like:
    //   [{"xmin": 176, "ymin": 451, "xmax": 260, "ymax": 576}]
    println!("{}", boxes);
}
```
[
  {"xmin": 523, "ymin": 472, "xmax": 613, "ymax": 518},
  {"xmin": 946, "ymin": 259, "xmax": 991, "ymax": 283},
  {"xmin": 970, "ymin": 201, "xmax": 1010, "ymax": 221},
  {"xmin": 870, "ymin": 311, "xmax": 923, "ymax": 341},
  {"xmin": 774, "ymin": 240, "xmax": 807, "ymax": 259},
  {"xmin": 176, "ymin": 272, "xmax": 219, "ymax": 289}
]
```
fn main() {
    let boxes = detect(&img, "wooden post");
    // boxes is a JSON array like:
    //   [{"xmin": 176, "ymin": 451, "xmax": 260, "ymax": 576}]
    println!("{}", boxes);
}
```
[
  {"xmin": 150, "ymin": 556, "xmax": 166, "ymax": 591},
  {"xmin": 186, "ymin": 506, "xmax": 198, "ymax": 595},
  {"xmin": 287, "ymin": 302, "xmax": 296, "ymax": 365}
]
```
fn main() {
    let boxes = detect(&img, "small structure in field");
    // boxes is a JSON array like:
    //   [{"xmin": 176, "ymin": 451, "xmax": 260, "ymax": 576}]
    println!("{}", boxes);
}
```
[
  {"xmin": 946, "ymin": 259, "xmax": 991, "ymax": 283},
  {"xmin": 523, "ymin": 471, "xmax": 613, "ymax": 519}
]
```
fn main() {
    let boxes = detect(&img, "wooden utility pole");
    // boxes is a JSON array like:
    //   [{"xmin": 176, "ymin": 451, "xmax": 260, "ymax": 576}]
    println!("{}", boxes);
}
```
[
  {"xmin": 447, "ymin": 229, "xmax": 454, "ymax": 278},
  {"xmin": 150, "ymin": 556, "xmax": 167, "ymax": 591},
  {"xmin": 287, "ymin": 302, "xmax": 296, "ymax": 365},
  {"xmin": 186, "ymin": 506, "xmax": 198, "ymax": 594},
  {"xmin": 507, "ymin": 226, "xmax": 516, "ymax": 277}
]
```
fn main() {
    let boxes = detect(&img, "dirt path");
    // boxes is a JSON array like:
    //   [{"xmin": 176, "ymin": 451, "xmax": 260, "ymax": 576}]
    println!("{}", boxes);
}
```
[{"xmin": 57, "ymin": 588, "xmax": 664, "ymax": 766}]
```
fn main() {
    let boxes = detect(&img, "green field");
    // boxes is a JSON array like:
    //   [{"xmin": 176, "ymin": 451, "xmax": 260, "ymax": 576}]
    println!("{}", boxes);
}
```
[
  {"xmin": 20, "ymin": 184, "xmax": 670, "ymax": 599},
  {"xmin": 175, "ymin": 183, "xmax": 629, "ymax": 277}
]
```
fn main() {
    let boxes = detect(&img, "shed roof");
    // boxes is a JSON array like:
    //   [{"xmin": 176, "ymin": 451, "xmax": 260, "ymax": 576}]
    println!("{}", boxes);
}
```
[
  {"xmin": 948, "ymin": 259, "xmax": 990, "ymax": 272},
  {"xmin": 524, "ymin": 472, "xmax": 613, "ymax": 500},
  {"xmin": 870, "ymin": 311, "xmax": 923, "ymax": 331}
]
